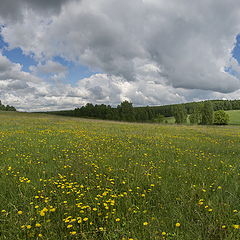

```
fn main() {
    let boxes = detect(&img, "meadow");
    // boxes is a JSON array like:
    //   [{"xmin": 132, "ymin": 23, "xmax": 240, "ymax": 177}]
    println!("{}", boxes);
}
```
[
  {"xmin": 0, "ymin": 111, "xmax": 239, "ymax": 240},
  {"xmin": 227, "ymin": 110, "xmax": 240, "ymax": 125}
]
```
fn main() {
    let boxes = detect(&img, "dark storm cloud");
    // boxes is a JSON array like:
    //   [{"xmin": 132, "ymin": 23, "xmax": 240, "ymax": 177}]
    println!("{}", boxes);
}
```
[{"xmin": 0, "ymin": 0, "xmax": 72, "ymax": 22}]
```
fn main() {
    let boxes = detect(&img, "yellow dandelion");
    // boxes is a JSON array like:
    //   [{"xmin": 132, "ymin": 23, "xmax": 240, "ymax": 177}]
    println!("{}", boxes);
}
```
[
  {"xmin": 233, "ymin": 225, "xmax": 240, "ymax": 229},
  {"xmin": 40, "ymin": 211, "xmax": 45, "ymax": 216},
  {"xmin": 50, "ymin": 208, "xmax": 56, "ymax": 212},
  {"xmin": 26, "ymin": 225, "xmax": 31, "ymax": 229}
]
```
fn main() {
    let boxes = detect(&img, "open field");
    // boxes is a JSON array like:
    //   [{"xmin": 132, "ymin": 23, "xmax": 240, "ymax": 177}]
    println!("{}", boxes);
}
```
[
  {"xmin": 0, "ymin": 112, "xmax": 240, "ymax": 239},
  {"xmin": 227, "ymin": 110, "xmax": 240, "ymax": 125}
]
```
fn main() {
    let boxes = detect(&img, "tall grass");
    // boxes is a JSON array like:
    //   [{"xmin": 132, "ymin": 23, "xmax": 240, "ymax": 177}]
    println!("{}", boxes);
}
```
[{"xmin": 0, "ymin": 112, "xmax": 239, "ymax": 239}]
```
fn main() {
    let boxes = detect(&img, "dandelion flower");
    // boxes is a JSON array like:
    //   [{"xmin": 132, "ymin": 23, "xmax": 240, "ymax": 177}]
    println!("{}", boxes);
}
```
[{"xmin": 26, "ymin": 225, "xmax": 31, "ymax": 229}]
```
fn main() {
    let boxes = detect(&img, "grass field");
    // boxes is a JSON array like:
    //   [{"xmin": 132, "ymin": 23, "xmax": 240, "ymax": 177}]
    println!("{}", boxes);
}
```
[
  {"xmin": 0, "ymin": 112, "xmax": 240, "ymax": 240},
  {"xmin": 227, "ymin": 110, "xmax": 240, "ymax": 125}
]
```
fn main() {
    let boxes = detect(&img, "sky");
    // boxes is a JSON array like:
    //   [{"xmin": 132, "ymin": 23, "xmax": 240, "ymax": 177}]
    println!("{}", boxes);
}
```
[{"xmin": 0, "ymin": 0, "xmax": 240, "ymax": 111}]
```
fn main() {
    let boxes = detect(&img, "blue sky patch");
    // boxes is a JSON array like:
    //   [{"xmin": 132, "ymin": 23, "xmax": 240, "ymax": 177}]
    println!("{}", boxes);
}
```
[
  {"xmin": 0, "ymin": 34, "xmax": 37, "ymax": 71},
  {"xmin": 232, "ymin": 34, "xmax": 240, "ymax": 64},
  {"xmin": 53, "ymin": 56, "xmax": 100, "ymax": 85},
  {"xmin": 0, "ymin": 32, "xmax": 100, "ymax": 84}
]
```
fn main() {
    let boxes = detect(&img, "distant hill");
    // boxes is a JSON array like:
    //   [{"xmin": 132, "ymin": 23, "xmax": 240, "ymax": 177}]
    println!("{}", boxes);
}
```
[{"xmin": 41, "ymin": 99, "xmax": 240, "ymax": 124}]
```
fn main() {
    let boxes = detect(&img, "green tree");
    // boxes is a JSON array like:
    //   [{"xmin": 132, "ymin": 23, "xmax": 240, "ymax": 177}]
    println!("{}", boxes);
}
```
[
  {"xmin": 189, "ymin": 104, "xmax": 202, "ymax": 124},
  {"xmin": 153, "ymin": 114, "xmax": 165, "ymax": 123},
  {"xmin": 118, "ymin": 101, "xmax": 135, "ymax": 122},
  {"xmin": 173, "ymin": 104, "xmax": 187, "ymax": 124},
  {"xmin": 201, "ymin": 101, "xmax": 213, "ymax": 125},
  {"xmin": 213, "ymin": 110, "xmax": 229, "ymax": 125}
]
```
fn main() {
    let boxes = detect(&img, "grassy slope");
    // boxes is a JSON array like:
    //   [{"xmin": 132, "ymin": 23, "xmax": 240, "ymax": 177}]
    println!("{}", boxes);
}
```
[
  {"xmin": 227, "ymin": 110, "xmax": 240, "ymax": 125},
  {"xmin": 0, "ymin": 112, "xmax": 240, "ymax": 239}
]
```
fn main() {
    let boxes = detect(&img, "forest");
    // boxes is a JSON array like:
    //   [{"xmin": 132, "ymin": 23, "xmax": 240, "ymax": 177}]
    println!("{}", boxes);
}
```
[
  {"xmin": 45, "ymin": 99, "xmax": 240, "ymax": 124},
  {"xmin": 0, "ymin": 100, "xmax": 16, "ymax": 111}
]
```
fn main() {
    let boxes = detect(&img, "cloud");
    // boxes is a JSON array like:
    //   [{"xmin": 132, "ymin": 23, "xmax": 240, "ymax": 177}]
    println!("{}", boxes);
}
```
[
  {"xmin": 30, "ymin": 60, "xmax": 67, "ymax": 74},
  {"xmin": 0, "ymin": 58, "xmax": 239, "ymax": 112},
  {"xmin": 0, "ymin": 0, "xmax": 71, "ymax": 22},
  {"xmin": 1, "ymin": 0, "xmax": 240, "ymax": 111},
  {"xmin": 29, "ymin": 60, "xmax": 67, "ymax": 81},
  {"xmin": 0, "ymin": 54, "xmax": 40, "ymax": 82}
]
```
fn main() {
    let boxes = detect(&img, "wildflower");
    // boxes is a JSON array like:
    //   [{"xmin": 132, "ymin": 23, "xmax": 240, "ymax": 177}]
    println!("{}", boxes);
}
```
[
  {"xmin": 26, "ymin": 225, "xmax": 31, "ymax": 229},
  {"xmin": 67, "ymin": 225, "xmax": 73, "ymax": 228},
  {"xmin": 35, "ymin": 223, "xmax": 41, "ymax": 227},
  {"xmin": 175, "ymin": 222, "xmax": 181, "ymax": 227},
  {"xmin": 233, "ymin": 225, "xmax": 240, "ymax": 229},
  {"xmin": 17, "ymin": 211, "xmax": 23, "ymax": 215},
  {"xmin": 143, "ymin": 222, "xmax": 148, "ymax": 226},
  {"xmin": 40, "ymin": 211, "xmax": 45, "ymax": 216},
  {"xmin": 83, "ymin": 217, "xmax": 88, "ymax": 222},
  {"xmin": 115, "ymin": 218, "xmax": 120, "ymax": 222},
  {"xmin": 70, "ymin": 231, "xmax": 77, "ymax": 235}
]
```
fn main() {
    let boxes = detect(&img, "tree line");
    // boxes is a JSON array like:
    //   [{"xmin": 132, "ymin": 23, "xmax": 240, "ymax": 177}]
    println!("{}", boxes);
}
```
[
  {"xmin": 0, "ymin": 100, "xmax": 16, "ymax": 111},
  {"xmin": 173, "ymin": 101, "xmax": 229, "ymax": 125},
  {"xmin": 47, "ymin": 99, "xmax": 240, "ymax": 125}
]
